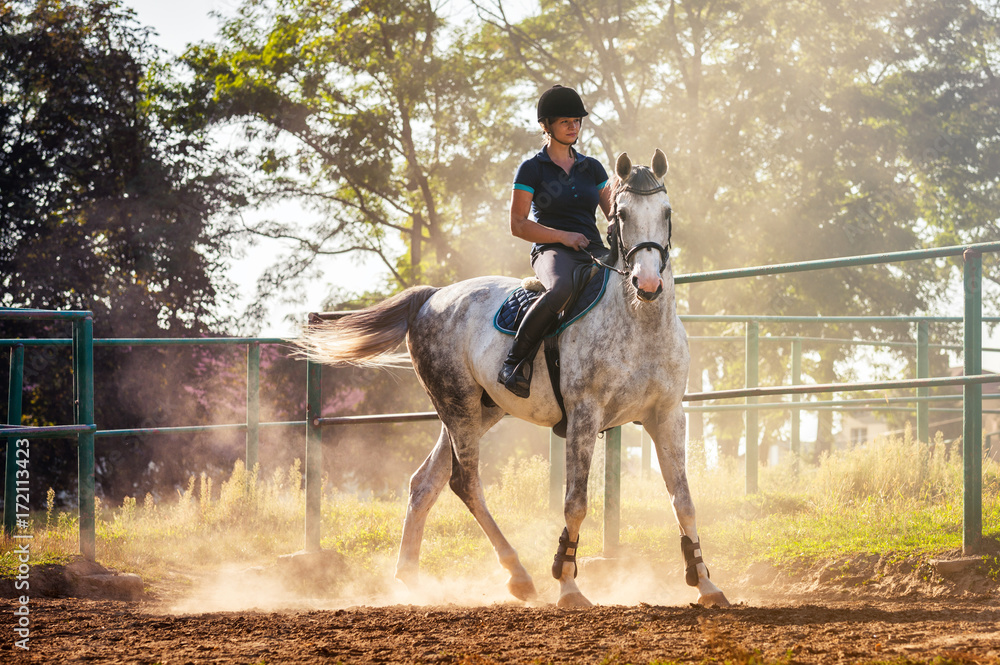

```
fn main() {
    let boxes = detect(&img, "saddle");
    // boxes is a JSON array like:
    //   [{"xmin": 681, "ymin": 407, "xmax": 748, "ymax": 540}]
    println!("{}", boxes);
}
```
[
  {"xmin": 493, "ymin": 264, "xmax": 609, "ymax": 337},
  {"xmin": 490, "ymin": 264, "xmax": 610, "ymax": 437}
]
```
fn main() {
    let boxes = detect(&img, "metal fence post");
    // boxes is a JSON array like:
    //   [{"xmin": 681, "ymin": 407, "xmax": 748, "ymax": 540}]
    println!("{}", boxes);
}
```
[
  {"xmin": 745, "ymin": 322, "xmax": 759, "ymax": 494},
  {"xmin": 963, "ymin": 250, "xmax": 982, "ymax": 555},
  {"xmin": 305, "ymin": 359, "xmax": 323, "ymax": 553},
  {"xmin": 603, "ymin": 426, "xmax": 621, "ymax": 556},
  {"xmin": 4, "ymin": 344, "xmax": 24, "ymax": 535},
  {"xmin": 916, "ymin": 321, "xmax": 929, "ymax": 444},
  {"xmin": 548, "ymin": 429, "xmax": 565, "ymax": 513},
  {"xmin": 73, "ymin": 317, "xmax": 96, "ymax": 561},
  {"xmin": 790, "ymin": 338, "xmax": 801, "ymax": 475},
  {"xmin": 246, "ymin": 342, "xmax": 260, "ymax": 476}
]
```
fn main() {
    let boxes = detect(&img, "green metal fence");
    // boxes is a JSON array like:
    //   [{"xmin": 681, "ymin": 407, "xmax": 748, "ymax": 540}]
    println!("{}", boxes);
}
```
[
  {"xmin": 674, "ymin": 243, "xmax": 999, "ymax": 554},
  {"xmin": 683, "ymin": 316, "xmax": 1000, "ymax": 476},
  {"xmin": 3, "ymin": 240, "xmax": 999, "ymax": 561},
  {"xmin": 1, "ymin": 310, "xmax": 96, "ymax": 560},
  {"xmin": 0, "ymin": 331, "xmax": 293, "ymax": 559}
]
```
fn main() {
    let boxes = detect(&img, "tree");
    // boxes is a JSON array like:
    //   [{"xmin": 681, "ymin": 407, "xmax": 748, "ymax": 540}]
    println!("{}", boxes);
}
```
[
  {"xmin": 180, "ymin": 0, "xmax": 537, "ymax": 317},
  {"xmin": 1, "ymin": 0, "xmax": 239, "ymax": 331},
  {"xmin": 1, "ymin": 0, "xmax": 241, "ymax": 503}
]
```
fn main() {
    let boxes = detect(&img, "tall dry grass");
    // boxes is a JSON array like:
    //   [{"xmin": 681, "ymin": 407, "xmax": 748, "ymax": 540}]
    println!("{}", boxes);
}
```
[{"xmin": 2, "ymin": 426, "xmax": 996, "ymax": 599}]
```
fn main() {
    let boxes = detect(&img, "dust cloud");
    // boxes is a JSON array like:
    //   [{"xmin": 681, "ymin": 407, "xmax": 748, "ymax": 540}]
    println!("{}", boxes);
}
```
[{"xmin": 165, "ymin": 551, "xmax": 699, "ymax": 615}]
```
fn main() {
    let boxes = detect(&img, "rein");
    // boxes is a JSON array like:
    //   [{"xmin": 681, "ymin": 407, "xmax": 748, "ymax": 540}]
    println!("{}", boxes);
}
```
[
  {"xmin": 590, "ymin": 179, "xmax": 671, "ymax": 276},
  {"xmin": 587, "ymin": 247, "xmax": 627, "ymax": 276}
]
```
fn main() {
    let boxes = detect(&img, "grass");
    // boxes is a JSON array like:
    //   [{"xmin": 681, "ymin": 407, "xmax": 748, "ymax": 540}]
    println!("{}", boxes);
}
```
[
  {"xmin": 684, "ymin": 427, "xmax": 1000, "ymax": 571},
  {"xmin": 1, "ymin": 426, "xmax": 998, "ymax": 596}
]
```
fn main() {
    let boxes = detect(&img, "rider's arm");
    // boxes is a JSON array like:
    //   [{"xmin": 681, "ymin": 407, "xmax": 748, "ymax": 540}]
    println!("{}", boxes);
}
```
[
  {"xmin": 599, "ymin": 183, "xmax": 612, "ymax": 221},
  {"xmin": 509, "ymin": 189, "xmax": 589, "ymax": 250}
]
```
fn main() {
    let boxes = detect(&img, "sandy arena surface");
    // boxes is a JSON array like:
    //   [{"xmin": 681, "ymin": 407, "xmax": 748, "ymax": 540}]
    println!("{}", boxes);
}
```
[
  {"xmin": 3, "ymin": 551, "xmax": 999, "ymax": 664},
  {"xmin": 2, "ymin": 594, "xmax": 999, "ymax": 663}
]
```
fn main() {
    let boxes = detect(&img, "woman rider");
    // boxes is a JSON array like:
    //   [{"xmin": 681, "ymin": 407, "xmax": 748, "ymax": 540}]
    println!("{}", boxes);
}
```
[{"xmin": 498, "ymin": 85, "xmax": 613, "ymax": 398}]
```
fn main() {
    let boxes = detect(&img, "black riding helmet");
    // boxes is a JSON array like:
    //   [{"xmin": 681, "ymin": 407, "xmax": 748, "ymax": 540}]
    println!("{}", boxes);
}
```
[{"xmin": 536, "ymin": 85, "xmax": 589, "ymax": 122}]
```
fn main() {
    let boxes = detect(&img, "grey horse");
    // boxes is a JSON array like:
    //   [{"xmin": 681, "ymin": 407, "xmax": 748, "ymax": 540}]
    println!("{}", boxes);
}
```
[{"xmin": 297, "ymin": 150, "xmax": 730, "ymax": 608}]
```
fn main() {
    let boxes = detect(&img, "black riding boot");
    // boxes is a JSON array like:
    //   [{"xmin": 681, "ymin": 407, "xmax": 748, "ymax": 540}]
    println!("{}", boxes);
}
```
[{"xmin": 498, "ymin": 298, "xmax": 560, "ymax": 398}]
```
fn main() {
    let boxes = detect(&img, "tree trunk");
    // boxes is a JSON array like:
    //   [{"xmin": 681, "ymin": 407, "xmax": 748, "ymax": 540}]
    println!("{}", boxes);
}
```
[{"xmin": 411, "ymin": 211, "xmax": 423, "ymax": 279}]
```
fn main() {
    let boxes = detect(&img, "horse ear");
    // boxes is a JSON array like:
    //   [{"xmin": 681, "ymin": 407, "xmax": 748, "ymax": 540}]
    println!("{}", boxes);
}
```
[
  {"xmin": 615, "ymin": 152, "xmax": 632, "ymax": 180},
  {"xmin": 651, "ymin": 149, "xmax": 668, "ymax": 179}
]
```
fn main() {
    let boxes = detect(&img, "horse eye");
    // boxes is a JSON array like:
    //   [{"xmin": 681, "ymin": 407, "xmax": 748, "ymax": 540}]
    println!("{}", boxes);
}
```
[
  {"xmin": 618, "ymin": 208, "xmax": 628, "ymax": 222},
  {"xmin": 664, "ymin": 208, "xmax": 672, "ymax": 220}
]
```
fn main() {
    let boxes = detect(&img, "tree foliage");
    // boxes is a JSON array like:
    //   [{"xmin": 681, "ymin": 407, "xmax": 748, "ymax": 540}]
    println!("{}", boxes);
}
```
[
  {"xmin": 171, "ymin": 0, "xmax": 1000, "ymax": 462},
  {"xmin": 475, "ymin": 0, "xmax": 1000, "ymax": 457},
  {"xmin": 0, "ymin": 0, "xmax": 239, "ymax": 333},
  {"xmin": 180, "ymin": 0, "xmax": 537, "ymax": 315},
  {"xmin": 1, "ymin": 0, "xmax": 242, "ymax": 503}
]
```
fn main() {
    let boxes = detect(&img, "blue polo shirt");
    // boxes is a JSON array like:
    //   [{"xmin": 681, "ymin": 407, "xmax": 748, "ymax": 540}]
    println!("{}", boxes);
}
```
[{"xmin": 513, "ymin": 147, "xmax": 609, "ymax": 251}]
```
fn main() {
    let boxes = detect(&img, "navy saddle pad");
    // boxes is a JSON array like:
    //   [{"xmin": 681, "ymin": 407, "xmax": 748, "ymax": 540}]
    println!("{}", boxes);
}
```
[{"xmin": 493, "ymin": 267, "xmax": 610, "ymax": 337}]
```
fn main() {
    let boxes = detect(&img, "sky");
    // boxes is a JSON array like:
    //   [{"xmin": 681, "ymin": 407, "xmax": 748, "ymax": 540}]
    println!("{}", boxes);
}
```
[{"xmin": 125, "ymin": 0, "xmax": 228, "ymax": 56}]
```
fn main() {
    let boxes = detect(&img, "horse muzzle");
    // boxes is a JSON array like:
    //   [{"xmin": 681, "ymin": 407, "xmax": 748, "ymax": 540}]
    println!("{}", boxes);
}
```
[{"xmin": 633, "ymin": 276, "xmax": 664, "ymax": 302}]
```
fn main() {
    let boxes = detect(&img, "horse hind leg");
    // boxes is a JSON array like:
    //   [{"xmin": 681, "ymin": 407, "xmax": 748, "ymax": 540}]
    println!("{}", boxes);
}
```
[
  {"xmin": 446, "ymin": 419, "xmax": 537, "ymax": 602},
  {"xmin": 647, "ymin": 407, "xmax": 731, "ymax": 608},
  {"xmin": 405, "ymin": 313, "xmax": 532, "ymax": 600},
  {"xmin": 395, "ymin": 427, "xmax": 452, "ymax": 588}
]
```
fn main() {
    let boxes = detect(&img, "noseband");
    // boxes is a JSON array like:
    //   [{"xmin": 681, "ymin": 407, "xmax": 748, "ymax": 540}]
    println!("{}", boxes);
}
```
[{"xmin": 590, "ymin": 180, "xmax": 672, "ymax": 276}]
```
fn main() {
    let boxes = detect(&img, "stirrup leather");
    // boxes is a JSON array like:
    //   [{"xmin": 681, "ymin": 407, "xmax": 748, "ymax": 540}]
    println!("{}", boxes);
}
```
[
  {"xmin": 551, "ymin": 527, "xmax": 579, "ymax": 579},
  {"xmin": 681, "ymin": 535, "xmax": 709, "ymax": 587}
]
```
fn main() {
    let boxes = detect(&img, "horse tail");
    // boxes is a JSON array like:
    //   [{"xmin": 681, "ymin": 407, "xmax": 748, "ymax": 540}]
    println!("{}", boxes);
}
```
[{"xmin": 294, "ymin": 285, "xmax": 440, "ymax": 368}]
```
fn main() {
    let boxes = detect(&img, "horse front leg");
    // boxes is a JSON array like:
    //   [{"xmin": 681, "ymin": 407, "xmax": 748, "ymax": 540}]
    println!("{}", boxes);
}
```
[
  {"xmin": 647, "ymin": 404, "xmax": 731, "ymax": 608},
  {"xmin": 553, "ymin": 407, "xmax": 600, "ymax": 608}
]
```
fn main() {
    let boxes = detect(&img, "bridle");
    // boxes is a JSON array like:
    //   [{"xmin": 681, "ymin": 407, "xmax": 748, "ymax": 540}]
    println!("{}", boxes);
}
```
[{"xmin": 588, "ymin": 179, "xmax": 672, "ymax": 277}]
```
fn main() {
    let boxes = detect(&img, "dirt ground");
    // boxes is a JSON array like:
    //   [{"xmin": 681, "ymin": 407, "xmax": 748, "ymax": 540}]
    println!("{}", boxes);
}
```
[{"xmin": 3, "ymin": 550, "xmax": 1000, "ymax": 664}]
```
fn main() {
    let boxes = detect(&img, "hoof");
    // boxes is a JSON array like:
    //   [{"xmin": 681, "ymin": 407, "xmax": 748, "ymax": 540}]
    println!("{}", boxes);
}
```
[
  {"xmin": 394, "ymin": 566, "xmax": 419, "ymax": 590},
  {"xmin": 507, "ymin": 577, "xmax": 538, "ymax": 602},
  {"xmin": 698, "ymin": 591, "xmax": 731, "ymax": 608},
  {"xmin": 557, "ymin": 592, "xmax": 593, "ymax": 608}
]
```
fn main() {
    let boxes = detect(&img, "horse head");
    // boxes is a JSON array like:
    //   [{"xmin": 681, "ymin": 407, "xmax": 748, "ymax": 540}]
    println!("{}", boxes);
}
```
[{"xmin": 610, "ymin": 149, "xmax": 672, "ymax": 302}]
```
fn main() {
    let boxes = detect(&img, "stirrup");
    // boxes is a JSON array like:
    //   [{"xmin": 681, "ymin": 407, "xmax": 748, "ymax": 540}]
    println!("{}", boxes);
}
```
[
  {"xmin": 498, "ymin": 357, "xmax": 532, "ymax": 398},
  {"xmin": 681, "ymin": 535, "xmax": 709, "ymax": 587},
  {"xmin": 551, "ymin": 527, "xmax": 579, "ymax": 579}
]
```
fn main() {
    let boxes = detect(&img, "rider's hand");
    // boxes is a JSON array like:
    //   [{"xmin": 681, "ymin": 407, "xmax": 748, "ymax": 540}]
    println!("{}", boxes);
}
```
[{"xmin": 562, "ymin": 232, "xmax": 590, "ymax": 251}]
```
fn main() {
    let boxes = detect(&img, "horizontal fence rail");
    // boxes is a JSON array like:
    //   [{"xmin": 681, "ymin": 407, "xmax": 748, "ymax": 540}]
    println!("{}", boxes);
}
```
[
  {"xmin": 684, "ymin": 374, "xmax": 1000, "ymax": 402},
  {"xmin": 0, "ymin": 337, "xmax": 290, "ymax": 346},
  {"xmin": 675, "ymin": 240, "xmax": 1000, "ymax": 284}
]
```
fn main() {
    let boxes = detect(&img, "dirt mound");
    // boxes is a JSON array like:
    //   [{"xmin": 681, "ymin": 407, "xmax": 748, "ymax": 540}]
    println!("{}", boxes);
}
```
[
  {"xmin": 0, "ymin": 556, "xmax": 144, "ymax": 601},
  {"xmin": 736, "ymin": 538, "xmax": 1000, "ymax": 602}
]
